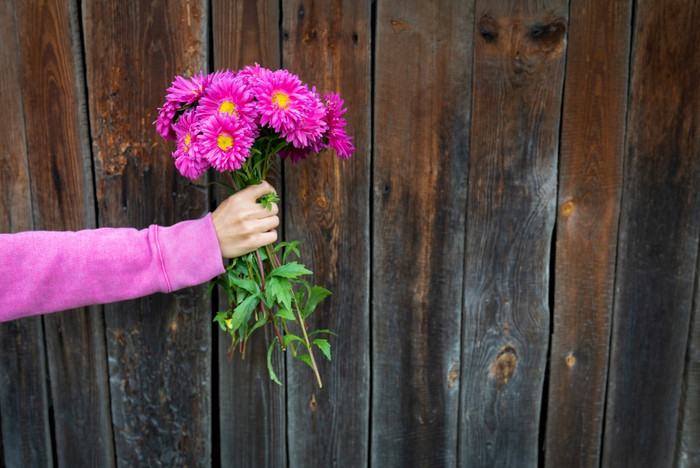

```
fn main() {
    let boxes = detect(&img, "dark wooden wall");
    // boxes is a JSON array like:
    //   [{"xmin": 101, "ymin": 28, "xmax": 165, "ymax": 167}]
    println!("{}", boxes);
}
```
[{"xmin": 1, "ymin": 0, "xmax": 698, "ymax": 467}]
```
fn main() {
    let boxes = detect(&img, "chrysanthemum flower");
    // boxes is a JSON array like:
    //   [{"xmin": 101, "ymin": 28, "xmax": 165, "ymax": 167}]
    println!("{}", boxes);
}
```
[
  {"xmin": 200, "ymin": 114, "xmax": 255, "ymax": 172},
  {"xmin": 166, "ymin": 71, "xmax": 209, "ymax": 105},
  {"xmin": 236, "ymin": 63, "xmax": 272, "ymax": 86},
  {"xmin": 281, "ymin": 87, "xmax": 328, "ymax": 149},
  {"xmin": 253, "ymin": 69, "xmax": 312, "ymax": 135},
  {"xmin": 154, "ymin": 100, "xmax": 178, "ymax": 141},
  {"xmin": 198, "ymin": 76, "xmax": 258, "ymax": 128},
  {"xmin": 171, "ymin": 110, "xmax": 209, "ymax": 179},
  {"xmin": 323, "ymin": 92, "xmax": 354, "ymax": 159}
]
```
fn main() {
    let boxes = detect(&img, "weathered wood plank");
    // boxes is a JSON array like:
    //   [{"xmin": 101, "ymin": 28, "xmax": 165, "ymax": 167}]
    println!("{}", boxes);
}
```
[
  {"xmin": 0, "ymin": 2, "xmax": 51, "ymax": 466},
  {"xmin": 83, "ymin": 1, "xmax": 211, "ymax": 465},
  {"xmin": 0, "ymin": 320, "xmax": 52, "ymax": 468},
  {"xmin": 8, "ymin": 0, "xmax": 114, "ymax": 466},
  {"xmin": 4, "ymin": 2, "xmax": 111, "ymax": 464},
  {"xmin": 602, "ymin": 1, "xmax": 700, "ymax": 466},
  {"xmin": 371, "ymin": 0, "xmax": 472, "ymax": 465},
  {"xmin": 544, "ymin": 1, "xmax": 631, "ymax": 466},
  {"xmin": 459, "ymin": 1, "xmax": 567, "ymax": 465},
  {"xmin": 211, "ymin": 1, "xmax": 287, "ymax": 467},
  {"xmin": 282, "ymin": 0, "xmax": 372, "ymax": 466},
  {"xmin": 677, "ymin": 254, "xmax": 700, "ymax": 467}
]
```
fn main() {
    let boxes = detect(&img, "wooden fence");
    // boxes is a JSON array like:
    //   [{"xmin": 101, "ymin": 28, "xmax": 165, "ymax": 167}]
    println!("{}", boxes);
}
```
[{"xmin": 1, "ymin": 0, "xmax": 698, "ymax": 466}]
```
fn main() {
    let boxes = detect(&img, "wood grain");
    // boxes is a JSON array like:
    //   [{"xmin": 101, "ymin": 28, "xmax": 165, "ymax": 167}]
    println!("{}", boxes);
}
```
[
  {"xmin": 9, "ymin": 0, "xmax": 114, "ymax": 466},
  {"xmin": 282, "ymin": 1, "xmax": 372, "ymax": 466},
  {"xmin": 212, "ymin": 1, "xmax": 287, "ymax": 467},
  {"xmin": 544, "ymin": 1, "xmax": 631, "ymax": 466},
  {"xmin": 0, "ymin": 2, "xmax": 51, "ymax": 465},
  {"xmin": 83, "ymin": 1, "xmax": 211, "ymax": 465},
  {"xmin": 372, "ymin": 0, "xmax": 472, "ymax": 465},
  {"xmin": 677, "ymin": 256, "xmax": 700, "ymax": 467},
  {"xmin": 602, "ymin": 1, "xmax": 700, "ymax": 466},
  {"xmin": 459, "ymin": 0, "xmax": 567, "ymax": 465}
]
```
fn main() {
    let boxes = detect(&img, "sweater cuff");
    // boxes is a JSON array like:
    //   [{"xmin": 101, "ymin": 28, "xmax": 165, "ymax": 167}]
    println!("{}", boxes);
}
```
[{"xmin": 156, "ymin": 213, "xmax": 225, "ymax": 292}]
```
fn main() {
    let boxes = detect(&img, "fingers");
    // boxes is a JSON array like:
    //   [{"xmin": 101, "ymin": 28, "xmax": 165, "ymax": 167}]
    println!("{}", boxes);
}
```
[
  {"xmin": 211, "ymin": 180, "xmax": 281, "ymax": 258},
  {"xmin": 242, "ymin": 180, "xmax": 277, "ymax": 201}
]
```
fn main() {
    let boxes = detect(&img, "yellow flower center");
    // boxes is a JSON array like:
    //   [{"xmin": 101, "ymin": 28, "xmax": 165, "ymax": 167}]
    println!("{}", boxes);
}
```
[
  {"xmin": 219, "ymin": 100, "xmax": 237, "ymax": 116},
  {"xmin": 184, "ymin": 133, "xmax": 192, "ymax": 149},
  {"xmin": 272, "ymin": 91, "xmax": 290, "ymax": 109},
  {"xmin": 217, "ymin": 133, "xmax": 233, "ymax": 151}
]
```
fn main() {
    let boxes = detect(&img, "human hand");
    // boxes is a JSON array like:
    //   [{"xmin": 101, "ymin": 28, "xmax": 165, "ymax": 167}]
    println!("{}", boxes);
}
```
[{"xmin": 211, "ymin": 181, "xmax": 280, "ymax": 258}]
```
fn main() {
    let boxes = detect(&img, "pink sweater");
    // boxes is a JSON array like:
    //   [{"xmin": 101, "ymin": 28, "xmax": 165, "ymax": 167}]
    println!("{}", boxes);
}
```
[{"xmin": 0, "ymin": 214, "xmax": 225, "ymax": 321}]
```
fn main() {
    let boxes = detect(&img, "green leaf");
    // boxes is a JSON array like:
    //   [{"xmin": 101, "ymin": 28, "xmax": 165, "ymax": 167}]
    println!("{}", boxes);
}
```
[
  {"xmin": 297, "ymin": 353, "xmax": 315, "ymax": 370},
  {"xmin": 283, "ymin": 241, "xmax": 300, "ymax": 263},
  {"xmin": 275, "ymin": 308, "xmax": 295, "ymax": 321},
  {"xmin": 267, "ymin": 341, "xmax": 283, "ymax": 386},
  {"xmin": 230, "ymin": 293, "xmax": 260, "ymax": 331},
  {"xmin": 213, "ymin": 311, "xmax": 230, "ymax": 332},
  {"xmin": 266, "ymin": 277, "xmax": 293, "ymax": 311},
  {"xmin": 268, "ymin": 262, "xmax": 312, "ymax": 279},
  {"xmin": 228, "ymin": 276, "xmax": 260, "ymax": 295},
  {"xmin": 309, "ymin": 329, "xmax": 338, "ymax": 337},
  {"xmin": 313, "ymin": 338, "xmax": 332, "ymax": 361},
  {"xmin": 302, "ymin": 286, "xmax": 332, "ymax": 319},
  {"xmin": 283, "ymin": 333, "xmax": 305, "ymax": 348}
]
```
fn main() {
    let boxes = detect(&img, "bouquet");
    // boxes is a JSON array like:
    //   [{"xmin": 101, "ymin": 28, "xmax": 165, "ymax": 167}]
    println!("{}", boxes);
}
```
[{"xmin": 154, "ymin": 64, "xmax": 354, "ymax": 387}]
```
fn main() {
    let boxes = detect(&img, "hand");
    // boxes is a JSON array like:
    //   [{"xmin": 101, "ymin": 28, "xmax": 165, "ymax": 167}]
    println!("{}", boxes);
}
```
[{"xmin": 211, "ymin": 181, "xmax": 279, "ymax": 258}]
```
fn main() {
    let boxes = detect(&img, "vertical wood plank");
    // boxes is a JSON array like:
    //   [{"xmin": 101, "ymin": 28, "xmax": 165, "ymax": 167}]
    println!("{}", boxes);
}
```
[
  {"xmin": 602, "ymin": 1, "xmax": 700, "ymax": 466},
  {"xmin": 372, "ymin": 0, "xmax": 472, "ymax": 465},
  {"xmin": 282, "ymin": 0, "xmax": 372, "ymax": 466},
  {"xmin": 211, "ymin": 1, "xmax": 287, "ymax": 467},
  {"xmin": 9, "ymin": 0, "xmax": 114, "ymax": 465},
  {"xmin": 83, "ymin": 1, "xmax": 210, "ymax": 465},
  {"xmin": 0, "ymin": 1, "xmax": 51, "ymax": 465},
  {"xmin": 459, "ymin": 1, "xmax": 567, "ymax": 465},
  {"xmin": 676, "ymin": 254, "xmax": 700, "ymax": 467},
  {"xmin": 544, "ymin": 1, "xmax": 631, "ymax": 466}
]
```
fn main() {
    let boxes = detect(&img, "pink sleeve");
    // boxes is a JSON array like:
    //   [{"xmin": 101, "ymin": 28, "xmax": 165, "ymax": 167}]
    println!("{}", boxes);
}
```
[{"xmin": 0, "ymin": 214, "xmax": 225, "ymax": 321}]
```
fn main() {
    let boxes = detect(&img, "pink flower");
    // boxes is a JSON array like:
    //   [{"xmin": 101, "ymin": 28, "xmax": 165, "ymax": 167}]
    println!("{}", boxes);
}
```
[
  {"xmin": 172, "ymin": 110, "xmax": 209, "ymax": 179},
  {"xmin": 166, "ymin": 71, "xmax": 209, "ymax": 105},
  {"xmin": 200, "ymin": 114, "xmax": 254, "ymax": 172},
  {"xmin": 253, "ymin": 69, "xmax": 311, "ymax": 135},
  {"xmin": 323, "ymin": 92, "xmax": 354, "ymax": 159},
  {"xmin": 198, "ymin": 76, "xmax": 258, "ymax": 128},
  {"xmin": 281, "ymin": 87, "xmax": 328, "ymax": 149},
  {"xmin": 206, "ymin": 69, "xmax": 237, "ymax": 85},
  {"xmin": 154, "ymin": 100, "xmax": 178, "ymax": 141},
  {"xmin": 237, "ymin": 63, "xmax": 272, "ymax": 86}
]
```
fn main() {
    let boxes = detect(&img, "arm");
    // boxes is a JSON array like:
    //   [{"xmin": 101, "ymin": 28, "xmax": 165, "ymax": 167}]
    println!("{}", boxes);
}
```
[
  {"xmin": 0, "ymin": 181, "xmax": 279, "ymax": 321},
  {"xmin": 0, "ymin": 214, "xmax": 224, "ymax": 321}
]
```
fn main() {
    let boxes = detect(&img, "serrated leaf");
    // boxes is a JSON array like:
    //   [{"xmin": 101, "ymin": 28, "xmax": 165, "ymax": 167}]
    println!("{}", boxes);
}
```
[
  {"xmin": 267, "ymin": 277, "xmax": 293, "ymax": 311},
  {"xmin": 302, "ymin": 286, "xmax": 332, "ymax": 319},
  {"xmin": 313, "ymin": 338, "xmax": 331, "ymax": 361},
  {"xmin": 268, "ymin": 262, "xmax": 312, "ymax": 279},
  {"xmin": 267, "ymin": 341, "xmax": 283, "ymax": 386}
]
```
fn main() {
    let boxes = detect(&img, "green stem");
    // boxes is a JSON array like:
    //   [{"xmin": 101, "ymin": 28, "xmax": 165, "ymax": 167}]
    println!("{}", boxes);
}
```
[
  {"xmin": 265, "ymin": 245, "xmax": 323, "ymax": 388},
  {"xmin": 255, "ymin": 248, "xmax": 284, "ymax": 348}
]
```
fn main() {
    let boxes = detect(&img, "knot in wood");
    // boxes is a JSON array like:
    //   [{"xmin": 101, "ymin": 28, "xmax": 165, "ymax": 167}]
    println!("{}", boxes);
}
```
[{"xmin": 490, "ymin": 344, "xmax": 517, "ymax": 386}]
